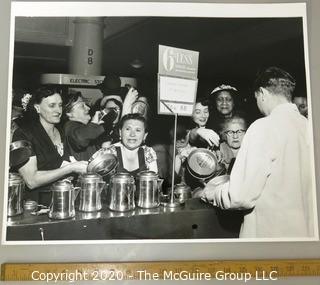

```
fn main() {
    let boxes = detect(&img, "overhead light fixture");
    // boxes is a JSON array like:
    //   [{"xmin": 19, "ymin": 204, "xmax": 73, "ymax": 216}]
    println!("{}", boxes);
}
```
[{"xmin": 130, "ymin": 58, "xmax": 143, "ymax": 69}]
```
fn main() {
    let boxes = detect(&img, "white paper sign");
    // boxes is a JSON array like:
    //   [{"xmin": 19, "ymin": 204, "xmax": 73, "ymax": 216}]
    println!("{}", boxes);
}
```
[{"xmin": 158, "ymin": 75, "xmax": 197, "ymax": 116}]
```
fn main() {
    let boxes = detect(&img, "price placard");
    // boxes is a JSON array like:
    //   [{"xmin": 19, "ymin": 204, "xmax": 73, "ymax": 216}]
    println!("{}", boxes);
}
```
[
  {"xmin": 158, "ymin": 75, "xmax": 197, "ymax": 116},
  {"xmin": 158, "ymin": 45, "xmax": 199, "ymax": 116}
]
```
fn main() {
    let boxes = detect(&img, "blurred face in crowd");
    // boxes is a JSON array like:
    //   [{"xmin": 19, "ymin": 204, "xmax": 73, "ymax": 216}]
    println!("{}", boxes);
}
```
[
  {"xmin": 192, "ymin": 102, "xmax": 209, "ymax": 127},
  {"xmin": 104, "ymin": 100, "xmax": 121, "ymax": 124},
  {"xmin": 224, "ymin": 119, "xmax": 247, "ymax": 150},
  {"xmin": 215, "ymin": 91, "xmax": 234, "ymax": 117},
  {"xmin": 293, "ymin": 97, "xmax": 308, "ymax": 118},
  {"xmin": 120, "ymin": 119, "xmax": 147, "ymax": 150},
  {"xmin": 67, "ymin": 97, "xmax": 91, "ymax": 124},
  {"xmin": 176, "ymin": 135, "xmax": 188, "ymax": 150},
  {"xmin": 35, "ymin": 93, "xmax": 62, "ymax": 125},
  {"xmin": 169, "ymin": 124, "xmax": 188, "ymax": 151}
]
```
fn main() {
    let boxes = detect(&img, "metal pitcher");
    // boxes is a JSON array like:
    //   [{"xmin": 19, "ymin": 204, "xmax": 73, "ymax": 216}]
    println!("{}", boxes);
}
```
[
  {"xmin": 49, "ymin": 180, "xmax": 80, "ymax": 220},
  {"xmin": 136, "ymin": 170, "xmax": 164, "ymax": 209},
  {"xmin": 78, "ymin": 173, "xmax": 105, "ymax": 212},
  {"xmin": 108, "ymin": 172, "xmax": 135, "ymax": 212},
  {"xmin": 7, "ymin": 172, "xmax": 24, "ymax": 217}
]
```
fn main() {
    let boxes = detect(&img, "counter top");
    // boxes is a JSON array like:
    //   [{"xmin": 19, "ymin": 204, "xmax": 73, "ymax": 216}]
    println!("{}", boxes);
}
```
[{"xmin": 6, "ymin": 198, "xmax": 243, "ymax": 241}]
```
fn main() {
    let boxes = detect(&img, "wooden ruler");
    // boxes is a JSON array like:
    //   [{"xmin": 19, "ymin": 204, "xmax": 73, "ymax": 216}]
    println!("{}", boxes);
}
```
[{"xmin": 1, "ymin": 259, "xmax": 320, "ymax": 281}]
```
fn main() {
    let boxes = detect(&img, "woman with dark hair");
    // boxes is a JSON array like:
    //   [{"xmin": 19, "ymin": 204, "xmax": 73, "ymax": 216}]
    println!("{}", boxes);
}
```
[
  {"xmin": 12, "ymin": 86, "xmax": 87, "ymax": 204},
  {"xmin": 188, "ymin": 98, "xmax": 220, "ymax": 148},
  {"xmin": 63, "ymin": 92, "xmax": 116, "ymax": 161},
  {"xmin": 175, "ymin": 98, "xmax": 222, "ymax": 189},
  {"xmin": 99, "ymin": 96, "xmax": 123, "ymax": 147},
  {"xmin": 99, "ymin": 87, "xmax": 139, "ymax": 148},
  {"xmin": 206, "ymin": 84, "xmax": 238, "ymax": 131},
  {"xmin": 101, "ymin": 113, "xmax": 157, "ymax": 177}
]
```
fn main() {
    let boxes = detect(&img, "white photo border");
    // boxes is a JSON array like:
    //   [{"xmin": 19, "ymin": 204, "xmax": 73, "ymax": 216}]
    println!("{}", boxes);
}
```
[{"xmin": 2, "ymin": 1, "xmax": 318, "ymax": 245}]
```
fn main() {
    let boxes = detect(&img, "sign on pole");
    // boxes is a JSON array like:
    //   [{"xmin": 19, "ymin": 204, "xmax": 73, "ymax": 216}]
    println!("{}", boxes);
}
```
[{"xmin": 157, "ymin": 45, "xmax": 199, "ymax": 116}]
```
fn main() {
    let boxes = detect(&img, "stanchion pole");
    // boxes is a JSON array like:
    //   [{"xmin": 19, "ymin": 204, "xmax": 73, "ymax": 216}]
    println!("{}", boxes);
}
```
[
  {"xmin": 160, "ymin": 101, "xmax": 181, "ymax": 208},
  {"xmin": 170, "ymin": 112, "xmax": 178, "ymax": 204}
]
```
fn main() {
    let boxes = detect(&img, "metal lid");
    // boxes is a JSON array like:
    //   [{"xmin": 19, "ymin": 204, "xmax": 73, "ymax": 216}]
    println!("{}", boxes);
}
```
[
  {"xmin": 80, "ymin": 173, "xmax": 103, "ymax": 183},
  {"xmin": 174, "ymin": 183, "xmax": 191, "ymax": 193},
  {"xmin": 24, "ymin": 200, "xmax": 38, "ymax": 211},
  {"xmin": 137, "ymin": 170, "xmax": 158, "ymax": 179},
  {"xmin": 51, "ymin": 180, "xmax": 73, "ymax": 192},
  {"xmin": 187, "ymin": 148, "xmax": 217, "ymax": 178},
  {"xmin": 111, "ymin": 172, "xmax": 135, "ymax": 183},
  {"xmin": 8, "ymin": 172, "xmax": 24, "ymax": 185},
  {"xmin": 9, "ymin": 140, "xmax": 32, "ymax": 167},
  {"xmin": 131, "ymin": 100, "xmax": 149, "ymax": 117},
  {"xmin": 87, "ymin": 150, "xmax": 118, "ymax": 176}
]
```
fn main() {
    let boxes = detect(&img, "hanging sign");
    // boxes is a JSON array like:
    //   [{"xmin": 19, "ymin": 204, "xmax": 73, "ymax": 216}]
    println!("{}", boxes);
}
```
[
  {"xmin": 158, "ymin": 45, "xmax": 199, "ymax": 116},
  {"xmin": 158, "ymin": 45, "xmax": 199, "ymax": 79}
]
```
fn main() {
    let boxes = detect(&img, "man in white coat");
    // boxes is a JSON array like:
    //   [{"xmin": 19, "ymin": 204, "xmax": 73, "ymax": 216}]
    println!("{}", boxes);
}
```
[{"xmin": 203, "ymin": 67, "xmax": 316, "ymax": 238}]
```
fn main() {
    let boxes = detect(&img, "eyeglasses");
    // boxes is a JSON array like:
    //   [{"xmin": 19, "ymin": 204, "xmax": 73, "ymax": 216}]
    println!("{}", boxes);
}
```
[{"xmin": 224, "ymin": 129, "xmax": 246, "ymax": 137}]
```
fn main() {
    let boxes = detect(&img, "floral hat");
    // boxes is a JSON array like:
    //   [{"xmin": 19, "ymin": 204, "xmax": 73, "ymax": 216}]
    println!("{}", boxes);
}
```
[
  {"xmin": 210, "ymin": 84, "xmax": 238, "ymax": 96},
  {"xmin": 12, "ymin": 89, "xmax": 32, "ymax": 111}
]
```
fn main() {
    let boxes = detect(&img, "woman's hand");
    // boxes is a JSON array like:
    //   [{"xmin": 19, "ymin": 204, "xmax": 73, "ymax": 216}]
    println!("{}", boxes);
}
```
[
  {"xmin": 215, "ymin": 150, "xmax": 223, "ymax": 162},
  {"xmin": 18, "ymin": 157, "xmax": 87, "ymax": 189},
  {"xmin": 196, "ymin": 128, "xmax": 220, "ymax": 147},
  {"xmin": 91, "ymin": 111, "xmax": 104, "ymax": 125},
  {"xmin": 177, "ymin": 145, "xmax": 197, "ymax": 160},
  {"xmin": 125, "ymin": 87, "xmax": 139, "ymax": 105},
  {"xmin": 122, "ymin": 87, "xmax": 139, "ymax": 116},
  {"xmin": 69, "ymin": 160, "xmax": 88, "ymax": 174},
  {"xmin": 101, "ymin": 141, "xmax": 112, "ymax": 149},
  {"xmin": 201, "ymin": 180, "xmax": 230, "ymax": 209}
]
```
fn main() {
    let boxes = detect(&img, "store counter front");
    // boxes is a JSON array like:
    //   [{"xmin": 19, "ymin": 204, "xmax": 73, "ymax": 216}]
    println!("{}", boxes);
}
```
[{"xmin": 6, "ymin": 198, "xmax": 243, "ymax": 241}]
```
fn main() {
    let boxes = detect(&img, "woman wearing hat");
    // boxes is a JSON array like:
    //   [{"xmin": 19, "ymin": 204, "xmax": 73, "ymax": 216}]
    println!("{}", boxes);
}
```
[
  {"xmin": 207, "ymin": 84, "xmax": 238, "ymax": 131},
  {"xmin": 10, "ymin": 88, "xmax": 30, "ymax": 141},
  {"xmin": 63, "ymin": 92, "xmax": 117, "ymax": 161},
  {"xmin": 188, "ymin": 84, "xmax": 238, "ymax": 147}
]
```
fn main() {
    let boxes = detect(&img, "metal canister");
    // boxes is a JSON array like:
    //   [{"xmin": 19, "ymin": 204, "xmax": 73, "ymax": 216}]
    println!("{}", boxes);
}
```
[
  {"xmin": 49, "ymin": 180, "xmax": 79, "ymax": 220},
  {"xmin": 78, "ymin": 173, "xmax": 105, "ymax": 212},
  {"xmin": 7, "ymin": 172, "xmax": 24, "ymax": 217},
  {"xmin": 108, "ymin": 172, "xmax": 135, "ymax": 212},
  {"xmin": 174, "ymin": 183, "xmax": 192, "ymax": 203},
  {"xmin": 136, "ymin": 171, "xmax": 161, "ymax": 209}
]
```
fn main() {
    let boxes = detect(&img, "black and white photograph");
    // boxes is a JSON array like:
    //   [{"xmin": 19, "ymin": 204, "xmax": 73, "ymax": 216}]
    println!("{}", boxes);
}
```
[{"xmin": 2, "ymin": 2, "xmax": 318, "ymax": 244}]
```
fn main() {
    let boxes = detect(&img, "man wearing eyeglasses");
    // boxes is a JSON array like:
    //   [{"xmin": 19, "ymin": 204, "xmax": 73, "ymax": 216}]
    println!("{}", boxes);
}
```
[{"xmin": 203, "ymin": 67, "xmax": 315, "ymax": 238}]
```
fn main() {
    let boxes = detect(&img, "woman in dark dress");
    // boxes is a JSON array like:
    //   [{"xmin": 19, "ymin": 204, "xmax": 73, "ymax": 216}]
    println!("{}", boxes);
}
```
[
  {"xmin": 63, "ymin": 92, "xmax": 117, "ymax": 161},
  {"xmin": 12, "ymin": 87, "xmax": 87, "ymax": 204}
]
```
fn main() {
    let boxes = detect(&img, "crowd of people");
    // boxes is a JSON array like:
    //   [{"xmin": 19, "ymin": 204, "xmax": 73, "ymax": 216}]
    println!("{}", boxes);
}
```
[{"xmin": 9, "ymin": 66, "xmax": 314, "ymax": 238}]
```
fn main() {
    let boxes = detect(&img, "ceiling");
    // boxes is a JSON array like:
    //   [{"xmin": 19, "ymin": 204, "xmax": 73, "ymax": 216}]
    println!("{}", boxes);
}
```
[{"xmin": 13, "ymin": 16, "xmax": 306, "ymax": 104}]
